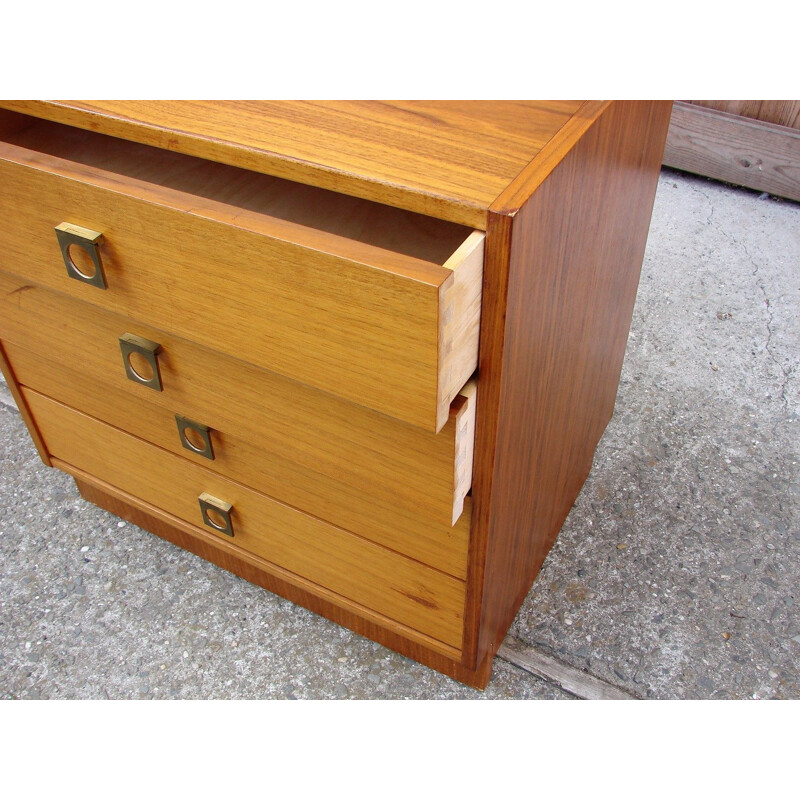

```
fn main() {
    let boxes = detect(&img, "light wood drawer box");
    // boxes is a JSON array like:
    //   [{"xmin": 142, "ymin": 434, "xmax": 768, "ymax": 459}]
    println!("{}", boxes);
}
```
[
  {"xmin": 22, "ymin": 388, "xmax": 466, "ymax": 655},
  {"xmin": 0, "ymin": 115, "xmax": 483, "ymax": 432},
  {"xmin": 0, "ymin": 273, "xmax": 475, "ymax": 576},
  {"xmin": 0, "ymin": 101, "xmax": 672, "ymax": 688}
]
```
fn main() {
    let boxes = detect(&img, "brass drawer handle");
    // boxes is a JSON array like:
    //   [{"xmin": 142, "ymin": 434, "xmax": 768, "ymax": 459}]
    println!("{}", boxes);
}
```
[
  {"xmin": 176, "ymin": 415, "xmax": 215, "ymax": 460},
  {"xmin": 119, "ymin": 333, "xmax": 163, "ymax": 391},
  {"xmin": 198, "ymin": 493, "xmax": 234, "ymax": 537},
  {"xmin": 55, "ymin": 223, "xmax": 107, "ymax": 289}
]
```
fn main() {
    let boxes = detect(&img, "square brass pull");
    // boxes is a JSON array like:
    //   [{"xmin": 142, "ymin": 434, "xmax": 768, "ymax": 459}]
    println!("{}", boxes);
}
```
[
  {"xmin": 119, "ymin": 333, "xmax": 163, "ymax": 391},
  {"xmin": 198, "ymin": 493, "xmax": 234, "ymax": 537},
  {"xmin": 176, "ymin": 415, "xmax": 215, "ymax": 460},
  {"xmin": 55, "ymin": 223, "xmax": 107, "ymax": 289}
]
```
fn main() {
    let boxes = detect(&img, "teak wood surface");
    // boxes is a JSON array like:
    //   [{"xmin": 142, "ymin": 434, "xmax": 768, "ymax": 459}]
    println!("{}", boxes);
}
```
[
  {"xmin": 0, "ymin": 100, "xmax": 672, "ymax": 688},
  {"xmin": 0, "ymin": 100, "xmax": 584, "ymax": 229},
  {"xmin": 0, "ymin": 125, "xmax": 482, "ymax": 431},
  {"xmin": 0, "ymin": 273, "xmax": 473, "ymax": 577},
  {"xmin": 464, "ymin": 100, "xmax": 672, "ymax": 669},
  {"xmin": 0, "ymin": 114, "xmax": 475, "ymax": 263}
]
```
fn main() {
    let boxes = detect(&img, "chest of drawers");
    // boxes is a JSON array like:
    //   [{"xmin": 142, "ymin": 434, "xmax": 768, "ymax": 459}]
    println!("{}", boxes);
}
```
[{"xmin": 0, "ymin": 100, "xmax": 671, "ymax": 688}]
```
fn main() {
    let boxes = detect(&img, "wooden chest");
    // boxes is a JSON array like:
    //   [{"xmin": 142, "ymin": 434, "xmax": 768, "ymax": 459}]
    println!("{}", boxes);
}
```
[{"xmin": 0, "ymin": 101, "xmax": 671, "ymax": 688}]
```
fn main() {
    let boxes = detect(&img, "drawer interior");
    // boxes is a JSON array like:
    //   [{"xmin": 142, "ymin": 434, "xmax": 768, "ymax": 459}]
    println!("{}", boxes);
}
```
[{"xmin": 0, "ymin": 109, "xmax": 473, "ymax": 265}]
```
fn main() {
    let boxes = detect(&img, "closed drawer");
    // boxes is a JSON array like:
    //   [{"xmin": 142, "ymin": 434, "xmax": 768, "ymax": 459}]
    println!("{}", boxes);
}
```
[
  {"xmin": 0, "ymin": 116, "xmax": 483, "ymax": 432},
  {"xmin": 0, "ymin": 273, "xmax": 475, "ymax": 577},
  {"xmin": 23, "ymin": 389, "xmax": 467, "ymax": 652}
]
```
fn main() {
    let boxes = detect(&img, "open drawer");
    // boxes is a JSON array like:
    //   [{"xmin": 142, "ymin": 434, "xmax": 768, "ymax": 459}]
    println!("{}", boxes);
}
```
[{"xmin": 0, "ymin": 110, "xmax": 483, "ymax": 432}]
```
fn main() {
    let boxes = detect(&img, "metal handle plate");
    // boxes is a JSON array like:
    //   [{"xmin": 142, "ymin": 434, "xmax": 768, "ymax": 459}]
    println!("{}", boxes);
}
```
[
  {"xmin": 119, "ymin": 333, "xmax": 163, "ymax": 391},
  {"xmin": 176, "ymin": 415, "xmax": 215, "ymax": 460},
  {"xmin": 198, "ymin": 493, "xmax": 234, "ymax": 537},
  {"xmin": 55, "ymin": 223, "xmax": 107, "ymax": 289}
]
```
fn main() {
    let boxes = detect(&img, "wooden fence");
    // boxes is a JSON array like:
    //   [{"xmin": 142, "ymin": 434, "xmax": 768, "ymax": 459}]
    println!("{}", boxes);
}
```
[{"xmin": 664, "ymin": 101, "xmax": 800, "ymax": 201}]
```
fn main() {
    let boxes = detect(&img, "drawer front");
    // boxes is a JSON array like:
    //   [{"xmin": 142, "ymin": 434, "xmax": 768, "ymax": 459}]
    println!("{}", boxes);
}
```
[
  {"xmin": 0, "ymin": 134, "xmax": 483, "ymax": 431},
  {"xmin": 0, "ymin": 273, "xmax": 475, "ymax": 577},
  {"xmin": 24, "ymin": 389, "xmax": 466, "ymax": 650}
]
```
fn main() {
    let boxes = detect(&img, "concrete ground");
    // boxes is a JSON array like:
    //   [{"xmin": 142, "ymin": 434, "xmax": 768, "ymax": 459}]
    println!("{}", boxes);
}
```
[{"xmin": 0, "ymin": 168, "xmax": 797, "ymax": 699}]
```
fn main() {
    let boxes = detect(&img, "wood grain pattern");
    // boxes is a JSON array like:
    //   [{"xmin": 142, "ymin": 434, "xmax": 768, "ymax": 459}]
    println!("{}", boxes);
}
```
[
  {"xmin": 0, "ymin": 341, "xmax": 52, "ymax": 466},
  {"xmin": 464, "ymin": 101, "xmax": 672, "ymax": 668},
  {"xmin": 26, "ymin": 389, "xmax": 467, "ymax": 650},
  {"xmin": 498, "ymin": 637, "xmax": 638, "ymax": 699},
  {"xmin": 452, "ymin": 380, "xmax": 478, "ymax": 525},
  {"xmin": 0, "ymin": 100, "xmax": 584, "ymax": 228},
  {"xmin": 0, "ymin": 131, "xmax": 482, "ymax": 431},
  {"xmin": 664, "ymin": 101, "xmax": 800, "ymax": 201},
  {"xmin": 0, "ymin": 100, "xmax": 671, "ymax": 688},
  {"xmin": 2, "ymin": 117, "xmax": 474, "ymax": 264},
  {"xmin": 687, "ymin": 100, "xmax": 800, "ymax": 130},
  {"xmin": 438, "ymin": 231, "xmax": 484, "ymax": 429},
  {"xmin": 71, "ymin": 473, "xmax": 494, "ymax": 687},
  {"xmin": 0, "ymin": 109, "xmax": 35, "ymax": 138},
  {"xmin": 0, "ymin": 274, "xmax": 473, "ymax": 576}
]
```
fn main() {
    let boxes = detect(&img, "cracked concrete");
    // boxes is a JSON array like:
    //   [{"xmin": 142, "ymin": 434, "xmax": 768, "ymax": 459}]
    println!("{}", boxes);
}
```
[
  {"xmin": 0, "ymin": 168, "xmax": 798, "ymax": 699},
  {"xmin": 510, "ymin": 170, "xmax": 799, "ymax": 699}
]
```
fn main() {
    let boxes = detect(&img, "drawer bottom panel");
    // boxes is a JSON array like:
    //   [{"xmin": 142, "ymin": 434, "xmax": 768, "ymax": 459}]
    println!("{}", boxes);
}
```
[{"xmin": 23, "ymin": 388, "xmax": 466, "ymax": 651}]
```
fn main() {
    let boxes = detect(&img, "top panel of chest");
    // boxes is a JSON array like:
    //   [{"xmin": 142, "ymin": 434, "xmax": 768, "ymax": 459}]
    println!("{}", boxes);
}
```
[{"xmin": 0, "ymin": 100, "xmax": 587, "ymax": 229}]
